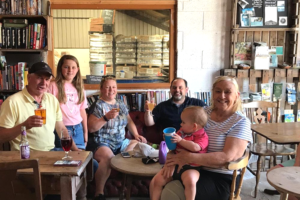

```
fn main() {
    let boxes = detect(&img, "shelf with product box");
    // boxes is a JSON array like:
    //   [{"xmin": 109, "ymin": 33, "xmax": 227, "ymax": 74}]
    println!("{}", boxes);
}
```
[{"xmin": 230, "ymin": 0, "xmax": 299, "ymax": 69}]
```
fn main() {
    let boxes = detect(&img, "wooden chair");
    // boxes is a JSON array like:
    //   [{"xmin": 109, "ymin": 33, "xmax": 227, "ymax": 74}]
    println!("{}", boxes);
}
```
[
  {"xmin": 0, "ymin": 159, "xmax": 42, "ymax": 200},
  {"xmin": 0, "ymin": 141, "xmax": 10, "ymax": 151},
  {"xmin": 242, "ymin": 100, "xmax": 296, "ymax": 198},
  {"xmin": 227, "ymin": 149, "xmax": 250, "ymax": 200}
]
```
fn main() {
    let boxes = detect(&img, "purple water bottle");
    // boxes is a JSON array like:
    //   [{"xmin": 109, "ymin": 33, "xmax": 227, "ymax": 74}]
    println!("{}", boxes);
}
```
[
  {"xmin": 20, "ymin": 126, "xmax": 30, "ymax": 159},
  {"xmin": 159, "ymin": 141, "xmax": 168, "ymax": 164}
]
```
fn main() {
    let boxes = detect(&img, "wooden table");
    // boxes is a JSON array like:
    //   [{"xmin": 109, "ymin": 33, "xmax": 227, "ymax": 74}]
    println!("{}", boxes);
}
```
[
  {"xmin": 251, "ymin": 122, "xmax": 300, "ymax": 144},
  {"xmin": 267, "ymin": 167, "xmax": 300, "ymax": 200},
  {"xmin": 0, "ymin": 151, "xmax": 93, "ymax": 200},
  {"xmin": 110, "ymin": 152, "xmax": 162, "ymax": 200}
]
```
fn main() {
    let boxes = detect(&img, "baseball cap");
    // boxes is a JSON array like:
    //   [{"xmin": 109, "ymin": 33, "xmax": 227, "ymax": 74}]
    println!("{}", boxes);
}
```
[
  {"xmin": 133, "ymin": 142, "xmax": 159, "ymax": 158},
  {"xmin": 29, "ymin": 62, "xmax": 54, "ymax": 77}
]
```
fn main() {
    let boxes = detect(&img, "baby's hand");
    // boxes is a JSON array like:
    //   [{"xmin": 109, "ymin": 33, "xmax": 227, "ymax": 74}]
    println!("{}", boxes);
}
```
[{"xmin": 171, "ymin": 133, "xmax": 182, "ymax": 143}]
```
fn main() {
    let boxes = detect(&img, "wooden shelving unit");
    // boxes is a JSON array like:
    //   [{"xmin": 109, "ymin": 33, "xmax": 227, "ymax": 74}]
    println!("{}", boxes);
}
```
[{"xmin": 230, "ymin": 0, "xmax": 300, "ymax": 68}]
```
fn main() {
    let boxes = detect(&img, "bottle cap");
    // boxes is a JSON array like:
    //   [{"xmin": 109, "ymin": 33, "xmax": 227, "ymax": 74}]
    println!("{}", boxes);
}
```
[{"xmin": 21, "ymin": 126, "xmax": 26, "ymax": 135}]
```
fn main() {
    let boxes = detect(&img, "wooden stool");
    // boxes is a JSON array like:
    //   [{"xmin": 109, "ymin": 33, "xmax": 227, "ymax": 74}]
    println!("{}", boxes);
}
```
[{"xmin": 267, "ymin": 167, "xmax": 300, "ymax": 200}]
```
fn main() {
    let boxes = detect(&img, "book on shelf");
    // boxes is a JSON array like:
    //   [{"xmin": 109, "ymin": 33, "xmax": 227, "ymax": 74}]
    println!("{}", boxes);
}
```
[
  {"xmin": 0, "ymin": 23, "xmax": 2, "ymax": 48},
  {"xmin": 6, "ymin": 27, "xmax": 11, "ymax": 48},
  {"xmin": 11, "ymin": 27, "xmax": 16, "ymax": 48},
  {"xmin": 35, "ymin": 23, "xmax": 41, "ymax": 49},
  {"xmin": 1, "ymin": 0, "xmax": 42, "ymax": 15},
  {"xmin": 1, "ymin": 21, "xmax": 46, "ymax": 49}
]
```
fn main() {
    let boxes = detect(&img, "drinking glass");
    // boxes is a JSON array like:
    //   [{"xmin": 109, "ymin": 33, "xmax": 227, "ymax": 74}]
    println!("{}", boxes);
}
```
[
  {"xmin": 112, "ymin": 102, "xmax": 120, "ymax": 112},
  {"xmin": 148, "ymin": 98, "xmax": 155, "ymax": 116},
  {"xmin": 61, "ymin": 130, "xmax": 73, "ymax": 160},
  {"xmin": 35, "ymin": 105, "xmax": 46, "ymax": 124}
]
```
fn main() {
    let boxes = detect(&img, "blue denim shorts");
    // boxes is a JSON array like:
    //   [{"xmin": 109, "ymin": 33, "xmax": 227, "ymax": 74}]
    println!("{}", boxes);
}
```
[
  {"xmin": 86, "ymin": 135, "xmax": 131, "ymax": 155},
  {"xmin": 54, "ymin": 123, "xmax": 85, "ymax": 150}
]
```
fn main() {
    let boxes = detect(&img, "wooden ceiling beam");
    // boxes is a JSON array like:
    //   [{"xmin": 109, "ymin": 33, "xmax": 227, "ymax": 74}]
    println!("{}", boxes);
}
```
[{"xmin": 118, "ymin": 10, "xmax": 169, "ymax": 31}]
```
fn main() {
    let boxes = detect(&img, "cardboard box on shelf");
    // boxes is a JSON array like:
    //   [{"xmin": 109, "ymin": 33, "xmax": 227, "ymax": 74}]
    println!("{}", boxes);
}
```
[
  {"xmin": 89, "ymin": 33, "xmax": 113, "ymax": 42},
  {"xmin": 89, "ymin": 24, "xmax": 113, "ymax": 33},
  {"xmin": 116, "ymin": 66, "xmax": 137, "ymax": 73},
  {"xmin": 137, "ymin": 64, "xmax": 162, "ymax": 76},
  {"xmin": 90, "ymin": 24, "xmax": 103, "ymax": 32},
  {"xmin": 137, "ymin": 35, "xmax": 163, "ymax": 42},
  {"xmin": 90, "ymin": 18, "xmax": 104, "ymax": 25}
]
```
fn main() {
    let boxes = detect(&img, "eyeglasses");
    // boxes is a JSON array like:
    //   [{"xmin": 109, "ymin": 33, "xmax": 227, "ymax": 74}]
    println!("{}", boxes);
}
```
[
  {"xmin": 102, "ymin": 75, "xmax": 116, "ymax": 78},
  {"xmin": 215, "ymin": 75, "xmax": 236, "ymax": 79}
]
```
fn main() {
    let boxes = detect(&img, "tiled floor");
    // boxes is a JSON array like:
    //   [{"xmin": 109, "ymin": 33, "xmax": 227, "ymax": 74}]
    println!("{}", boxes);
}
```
[{"xmin": 241, "ymin": 171, "xmax": 279, "ymax": 200}]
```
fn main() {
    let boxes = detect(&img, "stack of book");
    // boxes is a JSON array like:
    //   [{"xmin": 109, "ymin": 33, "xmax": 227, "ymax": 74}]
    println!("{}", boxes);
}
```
[
  {"xmin": 0, "ymin": 0, "xmax": 43, "ymax": 15},
  {"xmin": 1, "ymin": 19, "xmax": 46, "ymax": 49},
  {"xmin": 0, "ymin": 56, "xmax": 28, "ymax": 91}
]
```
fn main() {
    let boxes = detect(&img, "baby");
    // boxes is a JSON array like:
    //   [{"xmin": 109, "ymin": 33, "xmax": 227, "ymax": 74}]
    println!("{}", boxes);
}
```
[{"xmin": 150, "ymin": 106, "xmax": 208, "ymax": 200}]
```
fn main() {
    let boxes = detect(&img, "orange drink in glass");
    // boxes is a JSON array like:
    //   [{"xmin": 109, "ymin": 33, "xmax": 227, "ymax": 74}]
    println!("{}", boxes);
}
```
[
  {"xmin": 35, "ymin": 108, "xmax": 46, "ymax": 124},
  {"xmin": 148, "ymin": 103, "xmax": 155, "ymax": 112}
]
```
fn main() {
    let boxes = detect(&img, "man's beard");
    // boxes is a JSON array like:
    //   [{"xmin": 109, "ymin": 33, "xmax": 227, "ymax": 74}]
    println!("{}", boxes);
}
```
[{"xmin": 172, "ymin": 93, "xmax": 183, "ymax": 102}]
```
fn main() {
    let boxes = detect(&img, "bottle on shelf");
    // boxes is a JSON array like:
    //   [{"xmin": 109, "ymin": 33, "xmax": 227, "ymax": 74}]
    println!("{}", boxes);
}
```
[{"xmin": 20, "ymin": 126, "xmax": 30, "ymax": 159}]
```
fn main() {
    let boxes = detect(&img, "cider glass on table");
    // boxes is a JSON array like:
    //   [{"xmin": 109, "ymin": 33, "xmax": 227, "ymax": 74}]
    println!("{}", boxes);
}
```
[
  {"xmin": 35, "ymin": 107, "xmax": 46, "ymax": 124},
  {"xmin": 61, "ymin": 130, "xmax": 73, "ymax": 160}
]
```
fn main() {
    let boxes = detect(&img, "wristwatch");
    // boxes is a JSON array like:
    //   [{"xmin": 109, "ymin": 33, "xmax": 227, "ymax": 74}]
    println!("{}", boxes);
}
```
[{"xmin": 103, "ymin": 115, "xmax": 109, "ymax": 122}]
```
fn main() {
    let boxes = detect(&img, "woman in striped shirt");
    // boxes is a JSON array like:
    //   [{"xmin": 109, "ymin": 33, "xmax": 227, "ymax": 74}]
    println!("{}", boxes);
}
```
[{"xmin": 156, "ymin": 76, "xmax": 253, "ymax": 200}]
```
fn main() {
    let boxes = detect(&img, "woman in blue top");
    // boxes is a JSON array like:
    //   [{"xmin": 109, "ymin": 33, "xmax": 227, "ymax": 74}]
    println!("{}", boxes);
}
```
[
  {"xmin": 150, "ymin": 76, "xmax": 253, "ymax": 200},
  {"xmin": 87, "ymin": 76, "xmax": 147, "ymax": 200}
]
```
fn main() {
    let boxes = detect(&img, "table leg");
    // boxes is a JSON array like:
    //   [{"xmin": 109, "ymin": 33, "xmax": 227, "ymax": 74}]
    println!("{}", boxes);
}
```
[
  {"xmin": 119, "ymin": 174, "xmax": 126, "ymax": 200},
  {"xmin": 77, "ymin": 171, "xmax": 87, "ymax": 200},
  {"xmin": 126, "ymin": 175, "xmax": 133, "ymax": 200},
  {"xmin": 280, "ymin": 193, "xmax": 288, "ymax": 200},
  {"xmin": 60, "ymin": 176, "xmax": 76, "ymax": 200}
]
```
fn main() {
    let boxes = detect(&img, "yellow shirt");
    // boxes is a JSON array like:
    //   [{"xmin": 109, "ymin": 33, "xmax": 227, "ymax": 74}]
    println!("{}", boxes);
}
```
[{"xmin": 0, "ymin": 87, "xmax": 62, "ymax": 151}]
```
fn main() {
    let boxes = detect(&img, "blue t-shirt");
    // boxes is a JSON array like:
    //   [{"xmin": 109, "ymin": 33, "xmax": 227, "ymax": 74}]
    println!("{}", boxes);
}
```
[
  {"xmin": 91, "ymin": 99, "xmax": 129, "ymax": 151},
  {"xmin": 152, "ymin": 96, "xmax": 206, "ymax": 131}
]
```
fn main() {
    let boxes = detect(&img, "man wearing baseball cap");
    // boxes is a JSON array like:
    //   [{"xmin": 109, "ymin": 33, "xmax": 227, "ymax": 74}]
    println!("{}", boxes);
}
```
[{"xmin": 0, "ymin": 61, "xmax": 80, "ymax": 152}]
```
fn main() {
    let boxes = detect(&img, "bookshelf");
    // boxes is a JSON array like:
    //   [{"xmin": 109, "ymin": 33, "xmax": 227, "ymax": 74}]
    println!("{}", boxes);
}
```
[
  {"xmin": 0, "ymin": 15, "xmax": 53, "ymax": 92},
  {"xmin": 230, "ymin": 0, "xmax": 300, "ymax": 68}
]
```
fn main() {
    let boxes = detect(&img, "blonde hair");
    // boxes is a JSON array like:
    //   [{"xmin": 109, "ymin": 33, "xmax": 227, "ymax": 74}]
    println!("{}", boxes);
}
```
[
  {"xmin": 55, "ymin": 55, "xmax": 84, "ymax": 104},
  {"xmin": 211, "ymin": 76, "xmax": 242, "ymax": 112},
  {"xmin": 183, "ymin": 106, "xmax": 207, "ymax": 127}
]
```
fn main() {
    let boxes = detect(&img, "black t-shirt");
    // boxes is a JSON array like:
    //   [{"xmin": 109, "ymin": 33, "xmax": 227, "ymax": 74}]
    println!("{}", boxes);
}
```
[{"xmin": 152, "ymin": 96, "xmax": 206, "ymax": 131}]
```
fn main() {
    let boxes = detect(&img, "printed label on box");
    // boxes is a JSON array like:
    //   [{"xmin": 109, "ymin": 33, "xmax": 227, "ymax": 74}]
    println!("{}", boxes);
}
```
[{"xmin": 146, "ymin": 69, "xmax": 153, "ymax": 74}]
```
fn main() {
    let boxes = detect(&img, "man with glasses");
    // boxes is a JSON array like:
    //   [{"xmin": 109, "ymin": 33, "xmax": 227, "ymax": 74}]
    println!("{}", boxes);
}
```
[{"xmin": 144, "ymin": 78, "xmax": 206, "ymax": 131}]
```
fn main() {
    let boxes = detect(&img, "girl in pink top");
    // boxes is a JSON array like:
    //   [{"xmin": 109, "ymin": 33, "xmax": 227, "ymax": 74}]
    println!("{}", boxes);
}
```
[{"xmin": 48, "ymin": 55, "xmax": 88, "ymax": 150}]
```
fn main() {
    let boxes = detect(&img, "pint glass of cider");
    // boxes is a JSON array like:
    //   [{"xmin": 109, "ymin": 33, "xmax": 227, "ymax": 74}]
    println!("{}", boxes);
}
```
[{"xmin": 35, "ymin": 108, "xmax": 46, "ymax": 124}]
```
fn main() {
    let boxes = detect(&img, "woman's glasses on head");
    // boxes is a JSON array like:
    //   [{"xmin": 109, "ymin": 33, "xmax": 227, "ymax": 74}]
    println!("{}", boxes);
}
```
[
  {"xmin": 102, "ymin": 75, "xmax": 116, "ymax": 78},
  {"xmin": 215, "ymin": 75, "xmax": 236, "ymax": 79}
]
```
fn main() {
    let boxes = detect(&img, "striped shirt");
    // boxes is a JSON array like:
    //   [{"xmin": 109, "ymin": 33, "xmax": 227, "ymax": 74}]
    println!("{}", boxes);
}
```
[
  {"xmin": 91, "ymin": 99, "xmax": 129, "ymax": 151},
  {"xmin": 202, "ymin": 107, "xmax": 252, "ymax": 174}
]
